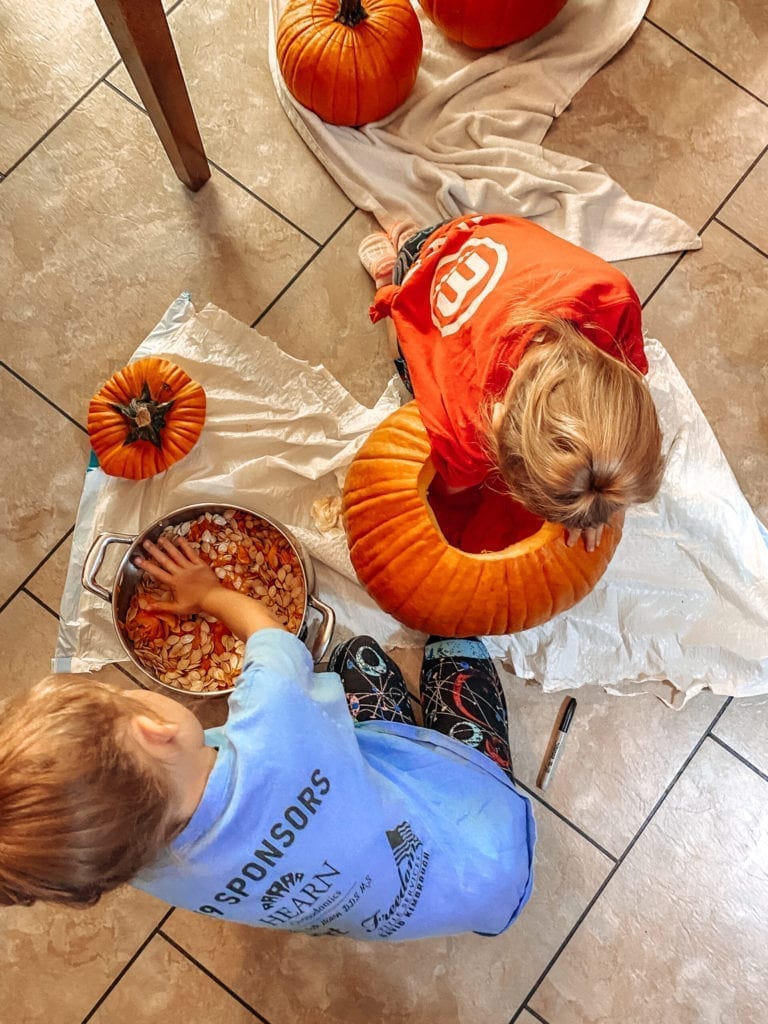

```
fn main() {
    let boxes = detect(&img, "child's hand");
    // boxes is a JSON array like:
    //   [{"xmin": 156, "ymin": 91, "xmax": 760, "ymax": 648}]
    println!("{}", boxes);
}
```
[
  {"xmin": 135, "ymin": 534, "xmax": 287, "ymax": 640},
  {"xmin": 565, "ymin": 509, "xmax": 626, "ymax": 553},
  {"xmin": 135, "ymin": 536, "xmax": 220, "ymax": 615},
  {"xmin": 565, "ymin": 524, "xmax": 604, "ymax": 552}
]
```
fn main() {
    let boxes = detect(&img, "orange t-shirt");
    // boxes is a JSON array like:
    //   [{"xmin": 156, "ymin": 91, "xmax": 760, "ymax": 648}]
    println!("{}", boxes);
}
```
[{"xmin": 370, "ymin": 214, "xmax": 647, "ymax": 490}]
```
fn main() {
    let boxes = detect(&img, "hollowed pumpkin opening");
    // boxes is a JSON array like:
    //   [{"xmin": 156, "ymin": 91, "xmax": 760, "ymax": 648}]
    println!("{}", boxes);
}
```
[
  {"xmin": 342, "ymin": 402, "xmax": 620, "ymax": 636},
  {"xmin": 417, "ymin": 454, "xmax": 544, "ymax": 557},
  {"xmin": 422, "ymin": 466, "xmax": 544, "ymax": 554}
]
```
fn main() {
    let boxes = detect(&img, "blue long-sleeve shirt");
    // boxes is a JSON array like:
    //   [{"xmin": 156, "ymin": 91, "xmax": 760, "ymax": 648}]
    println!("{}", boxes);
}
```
[{"xmin": 133, "ymin": 629, "xmax": 535, "ymax": 940}]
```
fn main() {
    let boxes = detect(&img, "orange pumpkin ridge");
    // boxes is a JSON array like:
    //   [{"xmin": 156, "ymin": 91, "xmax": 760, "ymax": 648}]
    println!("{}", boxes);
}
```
[
  {"xmin": 277, "ymin": 0, "xmax": 423, "ymax": 127},
  {"xmin": 87, "ymin": 357, "xmax": 206, "ymax": 480},
  {"xmin": 418, "ymin": 0, "xmax": 568, "ymax": 50},
  {"xmin": 537, "ymin": 541, "xmax": 576, "ymax": 623},
  {"xmin": 342, "ymin": 402, "xmax": 621, "ymax": 636}
]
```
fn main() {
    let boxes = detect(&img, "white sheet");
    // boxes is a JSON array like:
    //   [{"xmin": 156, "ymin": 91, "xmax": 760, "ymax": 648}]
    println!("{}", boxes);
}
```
[
  {"xmin": 56, "ymin": 298, "xmax": 768, "ymax": 708},
  {"xmin": 268, "ymin": 0, "xmax": 701, "ymax": 262}
]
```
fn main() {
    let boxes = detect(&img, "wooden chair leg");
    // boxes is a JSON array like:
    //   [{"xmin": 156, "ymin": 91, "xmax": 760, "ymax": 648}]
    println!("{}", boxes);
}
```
[{"xmin": 94, "ymin": 0, "xmax": 211, "ymax": 191}]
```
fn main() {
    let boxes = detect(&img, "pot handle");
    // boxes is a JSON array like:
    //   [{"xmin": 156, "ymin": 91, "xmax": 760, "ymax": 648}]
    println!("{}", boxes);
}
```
[
  {"xmin": 307, "ymin": 593, "xmax": 335, "ymax": 663},
  {"xmin": 81, "ymin": 532, "xmax": 135, "ymax": 603}
]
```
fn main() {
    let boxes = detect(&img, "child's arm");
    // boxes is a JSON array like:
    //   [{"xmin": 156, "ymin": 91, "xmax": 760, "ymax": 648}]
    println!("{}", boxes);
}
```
[{"xmin": 134, "ymin": 536, "xmax": 286, "ymax": 641}]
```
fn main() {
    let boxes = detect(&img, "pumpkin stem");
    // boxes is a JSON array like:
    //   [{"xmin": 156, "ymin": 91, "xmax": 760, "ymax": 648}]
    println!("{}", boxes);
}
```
[
  {"xmin": 110, "ymin": 381, "xmax": 175, "ymax": 450},
  {"xmin": 334, "ymin": 0, "xmax": 369, "ymax": 28}
]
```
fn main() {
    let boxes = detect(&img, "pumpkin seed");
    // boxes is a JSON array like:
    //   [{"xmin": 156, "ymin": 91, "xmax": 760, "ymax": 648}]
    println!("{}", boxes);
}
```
[{"xmin": 125, "ymin": 508, "xmax": 305, "ymax": 694}]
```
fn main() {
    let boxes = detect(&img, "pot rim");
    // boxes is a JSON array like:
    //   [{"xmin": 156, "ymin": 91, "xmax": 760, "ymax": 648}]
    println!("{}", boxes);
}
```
[{"xmin": 107, "ymin": 502, "xmax": 314, "ymax": 697}]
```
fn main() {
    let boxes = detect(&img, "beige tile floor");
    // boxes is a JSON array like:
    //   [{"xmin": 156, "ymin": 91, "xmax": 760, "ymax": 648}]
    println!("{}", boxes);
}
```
[{"xmin": 1, "ymin": 0, "xmax": 767, "ymax": 1021}]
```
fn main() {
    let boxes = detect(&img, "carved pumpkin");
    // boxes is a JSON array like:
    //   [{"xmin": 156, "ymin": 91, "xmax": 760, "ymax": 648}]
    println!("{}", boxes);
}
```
[
  {"xmin": 276, "ymin": 0, "xmax": 423, "ymax": 126},
  {"xmin": 342, "ymin": 402, "xmax": 621, "ymax": 637},
  {"xmin": 87, "ymin": 357, "xmax": 206, "ymax": 480},
  {"xmin": 418, "ymin": 0, "xmax": 568, "ymax": 50}
]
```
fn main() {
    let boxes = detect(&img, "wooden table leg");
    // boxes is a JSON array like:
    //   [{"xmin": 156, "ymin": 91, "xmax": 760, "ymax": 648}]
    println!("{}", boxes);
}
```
[{"xmin": 94, "ymin": 0, "xmax": 210, "ymax": 190}]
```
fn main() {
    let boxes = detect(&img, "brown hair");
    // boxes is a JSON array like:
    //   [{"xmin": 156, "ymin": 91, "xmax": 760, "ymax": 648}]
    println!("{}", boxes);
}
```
[
  {"xmin": 488, "ymin": 314, "xmax": 664, "ymax": 529},
  {"xmin": 0, "ymin": 676, "xmax": 182, "ymax": 908}
]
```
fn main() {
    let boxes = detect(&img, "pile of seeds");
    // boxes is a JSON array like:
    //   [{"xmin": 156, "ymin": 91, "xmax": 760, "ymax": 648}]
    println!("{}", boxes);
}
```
[{"xmin": 123, "ymin": 509, "xmax": 305, "ymax": 692}]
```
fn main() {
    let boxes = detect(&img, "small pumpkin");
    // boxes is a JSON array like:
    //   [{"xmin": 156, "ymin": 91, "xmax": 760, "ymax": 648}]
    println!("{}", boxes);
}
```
[
  {"xmin": 276, "ymin": 0, "xmax": 423, "ymax": 127},
  {"xmin": 418, "ymin": 0, "xmax": 568, "ymax": 50},
  {"xmin": 342, "ymin": 402, "xmax": 621, "ymax": 637},
  {"xmin": 87, "ymin": 357, "xmax": 206, "ymax": 480}
]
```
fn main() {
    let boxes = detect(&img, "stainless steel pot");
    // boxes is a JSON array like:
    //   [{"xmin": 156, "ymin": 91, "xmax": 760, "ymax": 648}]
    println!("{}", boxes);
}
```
[{"xmin": 82, "ymin": 503, "xmax": 335, "ymax": 696}]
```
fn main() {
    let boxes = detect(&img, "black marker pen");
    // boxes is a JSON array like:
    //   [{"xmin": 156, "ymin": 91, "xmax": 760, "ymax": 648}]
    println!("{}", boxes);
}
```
[{"xmin": 539, "ymin": 697, "xmax": 577, "ymax": 790}]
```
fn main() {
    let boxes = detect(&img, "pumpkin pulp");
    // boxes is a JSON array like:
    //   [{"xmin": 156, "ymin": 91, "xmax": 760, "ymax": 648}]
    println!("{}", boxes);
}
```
[{"xmin": 110, "ymin": 381, "xmax": 175, "ymax": 450}]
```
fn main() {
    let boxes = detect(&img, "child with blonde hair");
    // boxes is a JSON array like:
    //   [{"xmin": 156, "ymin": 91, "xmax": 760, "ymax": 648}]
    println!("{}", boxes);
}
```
[
  {"xmin": 0, "ymin": 535, "xmax": 534, "ymax": 939},
  {"xmin": 359, "ymin": 214, "xmax": 664, "ymax": 552}
]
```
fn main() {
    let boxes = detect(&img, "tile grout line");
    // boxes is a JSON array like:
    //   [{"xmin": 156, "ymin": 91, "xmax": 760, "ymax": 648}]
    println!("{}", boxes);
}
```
[
  {"xmin": 207, "ymin": 157, "xmax": 323, "ymax": 246},
  {"xmin": 251, "ymin": 206, "xmax": 360, "ymax": 328},
  {"xmin": 80, "ymin": 906, "xmax": 176, "ymax": 1023},
  {"xmin": 101, "ymin": 80, "xmax": 326, "ymax": 248},
  {"xmin": 694, "ymin": 142, "xmax": 768, "ymax": 236},
  {"xmin": 2, "ymin": 60, "xmax": 122, "ymax": 180},
  {"xmin": 0, "ymin": 526, "xmax": 74, "ymax": 616},
  {"xmin": 21, "ymin": 588, "xmax": 60, "ymax": 622},
  {"xmin": 644, "ymin": 18, "xmax": 768, "ymax": 109},
  {"xmin": 516, "ymin": 782, "xmax": 618, "ymax": 863},
  {"xmin": 158, "ymin": 931, "xmax": 275, "ymax": 1023},
  {"xmin": 24, "ymin": 579, "xmax": 151, "ymax": 686},
  {"xmin": 0, "ymin": 360, "xmax": 88, "ymax": 433},
  {"xmin": 708, "ymin": 733, "xmax": 768, "ymax": 784},
  {"xmin": 524, "ymin": 1007, "xmax": 551, "ymax": 1024},
  {"xmin": 507, "ymin": 696, "xmax": 733, "ymax": 1023},
  {"xmin": 100, "ymin": 0, "xmax": 341, "ymax": 249},
  {"xmin": 713, "ymin": 216, "xmax": 768, "ymax": 261},
  {"xmin": 1, "ymin": 0, "xmax": 187, "ymax": 179},
  {"xmin": 642, "ymin": 142, "xmax": 768, "ymax": 309},
  {"xmin": 640, "ymin": 250, "xmax": 687, "ymax": 310},
  {"xmin": 116, "ymin": 662, "xmax": 147, "ymax": 687},
  {"xmin": 1, "ymin": 13, "xmax": 762, "ymax": 192},
  {"xmin": 0, "ymin": 6, "xmax": 761, "ymax": 1019}
]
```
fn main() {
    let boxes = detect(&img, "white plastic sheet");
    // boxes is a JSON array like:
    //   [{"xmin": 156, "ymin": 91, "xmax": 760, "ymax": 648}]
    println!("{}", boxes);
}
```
[{"xmin": 55, "ymin": 298, "xmax": 768, "ymax": 707}]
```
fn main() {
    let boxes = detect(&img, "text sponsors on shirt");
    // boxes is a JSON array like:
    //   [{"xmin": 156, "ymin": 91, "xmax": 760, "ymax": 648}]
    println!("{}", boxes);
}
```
[{"xmin": 198, "ymin": 767, "xmax": 330, "ymax": 916}]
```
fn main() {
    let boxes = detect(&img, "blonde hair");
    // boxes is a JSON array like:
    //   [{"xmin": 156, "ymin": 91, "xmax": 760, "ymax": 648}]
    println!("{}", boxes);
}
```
[
  {"xmin": 488, "ymin": 313, "xmax": 664, "ymax": 529},
  {"xmin": 0, "ymin": 676, "xmax": 182, "ymax": 908}
]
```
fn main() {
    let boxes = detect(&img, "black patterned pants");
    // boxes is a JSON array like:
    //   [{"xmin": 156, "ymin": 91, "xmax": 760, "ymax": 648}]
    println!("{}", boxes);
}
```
[{"xmin": 327, "ymin": 635, "xmax": 513, "ymax": 780}]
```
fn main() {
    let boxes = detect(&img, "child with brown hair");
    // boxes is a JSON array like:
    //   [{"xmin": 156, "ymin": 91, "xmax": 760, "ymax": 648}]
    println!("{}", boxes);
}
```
[
  {"xmin": 359, "ymin": 214, "xmax": 664, "ymax": 552},
  {"xmin": 0, "ymin": 535, "xmax": 534, "ymax": 939}
]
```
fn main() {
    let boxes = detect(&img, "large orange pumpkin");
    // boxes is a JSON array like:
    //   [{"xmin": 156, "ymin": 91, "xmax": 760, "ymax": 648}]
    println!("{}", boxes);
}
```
[
  {"xmin": 342, "ymin": 402, "xmax": 621, "ymax": 637},
  {"xmin": 418, "ymin": 0, "xmax": 568, "ymax": 50},
  {"xmin": 276, "ymin": 0, "xmax": 423, "ymax": 126},
  {"xmin": 87, "ymin": 357, "xmax": 206, "ymax": 480}
]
